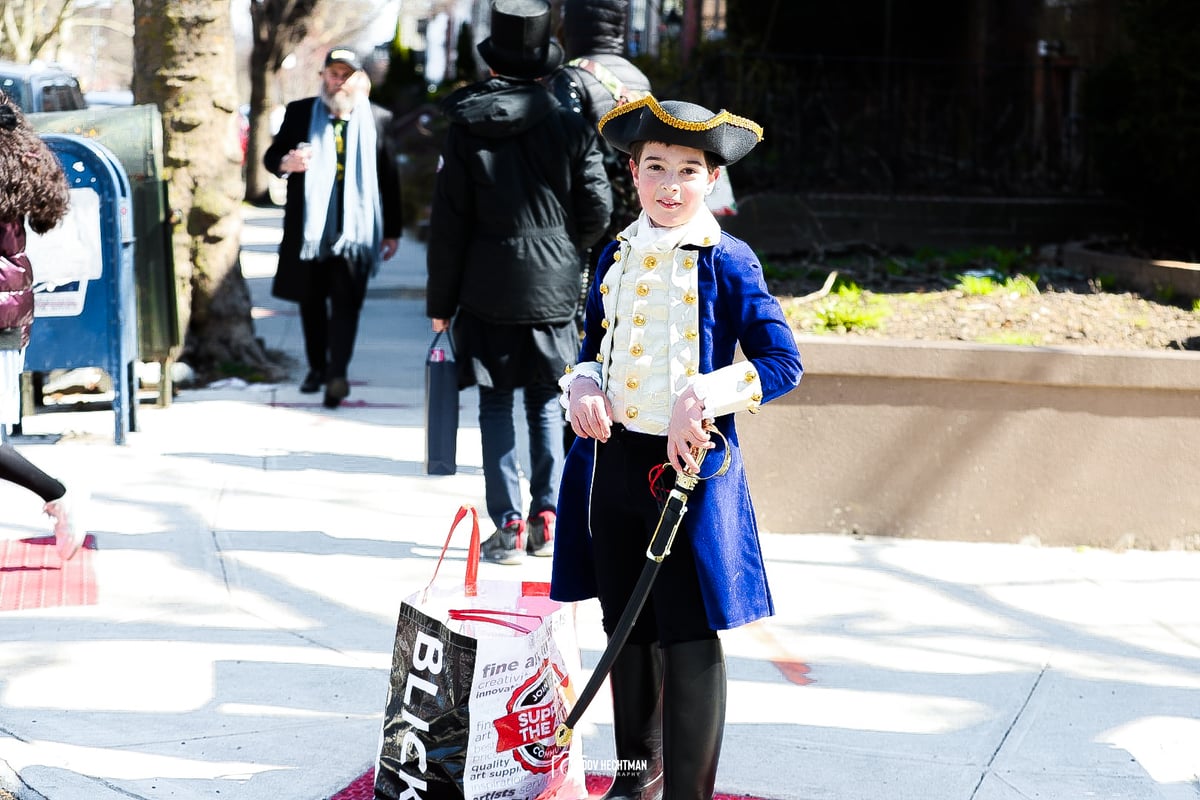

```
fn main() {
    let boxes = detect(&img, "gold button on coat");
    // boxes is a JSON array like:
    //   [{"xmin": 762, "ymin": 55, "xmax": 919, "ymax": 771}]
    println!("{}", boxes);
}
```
[
  {"xmin": 613, "ymin": 252, "xmax": 622, "ymax": 262},
  {"xmin": 744, "ymin": 370, "xmax": 756, "ymax": 383},
  {"xmin": 600, "ymin": 283, "xmax": 609, "ymax": 294},
  {"xmin": 684, "ymin": 256, "xmax": 695, "ymax": 269},
  {"xmin": 632, "ymin": 313, "xmax": 646, "ymax": 326},
  {"xmin": 636, "ymin": 283, "xmax": 650, "ymax": 296},
  {"xmin": 630, "ymin": 343, "xmax": 644, "ymax": 357},
  {"xmin": 642, "ymin": 255, "xmax": 657, "ymax": 269},
  {"xmin": 683, "ymin": 290, "xmax": 697, "ymax": 304},
  {"xmin": 625, "ymin": 376, "xmax": 639, "ymax": 390},
  {"xmin": 600, "ymin": 319, "xmax": 610, "ymax": 329},
  {"xmin": 625, "ymin": 406, "xmax": 639, "ymax": 419},
  {"xmin": 684, "ymin": 329, "xmax": 698, "ymax": 341}
]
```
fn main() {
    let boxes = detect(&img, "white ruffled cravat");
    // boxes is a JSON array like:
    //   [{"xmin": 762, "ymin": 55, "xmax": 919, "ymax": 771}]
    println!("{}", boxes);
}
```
[{"xmin": 626, "ymin": 211, "xmax": 692, "ymax": 253}]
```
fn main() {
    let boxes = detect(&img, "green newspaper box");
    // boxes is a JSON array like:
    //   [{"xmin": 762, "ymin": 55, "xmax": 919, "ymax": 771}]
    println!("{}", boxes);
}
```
[{"xmin": 31, "ymin": 104, "xmax": 181, "ymax": 404}]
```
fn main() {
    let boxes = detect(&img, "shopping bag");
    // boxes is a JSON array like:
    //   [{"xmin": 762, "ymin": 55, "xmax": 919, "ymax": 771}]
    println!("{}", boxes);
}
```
[
  {"xmin": 375, "ymin": 505, "xmax": 587, "ymax": 800},
  {"xmin": 425, "ymin": 331, "xmax": 459, "ymax": 475}
]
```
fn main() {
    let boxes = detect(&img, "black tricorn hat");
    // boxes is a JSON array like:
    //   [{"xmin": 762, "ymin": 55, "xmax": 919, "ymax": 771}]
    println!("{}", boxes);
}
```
[
  {"xmin": 598, "ymin": 96, "xmax": 764, "ymax": 165},
  {"xmin": 477, "ymin": 0, "xmax": 564, "ymax": 80}
]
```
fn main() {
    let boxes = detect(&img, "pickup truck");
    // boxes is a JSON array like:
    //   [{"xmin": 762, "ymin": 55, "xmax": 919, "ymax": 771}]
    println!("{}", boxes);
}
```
[{"xmin": 0, "ymin": 60, "xmax": 86, "ymax": 113}]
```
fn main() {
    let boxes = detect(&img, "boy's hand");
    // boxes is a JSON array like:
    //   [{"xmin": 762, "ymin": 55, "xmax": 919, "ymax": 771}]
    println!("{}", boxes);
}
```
[
  {"xmin": 568, "ymin": 379, "xmax": 613, "ymax": 442},
  {"xmin": 668, "ymin": 386, "xmax": 713, "ymax": 475}
]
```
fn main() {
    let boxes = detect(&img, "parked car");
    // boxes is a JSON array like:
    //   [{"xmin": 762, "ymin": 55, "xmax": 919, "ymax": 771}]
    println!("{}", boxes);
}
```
[{"xmin": 0, "ymin": 60, "xmax": 86, "ymax": 113}]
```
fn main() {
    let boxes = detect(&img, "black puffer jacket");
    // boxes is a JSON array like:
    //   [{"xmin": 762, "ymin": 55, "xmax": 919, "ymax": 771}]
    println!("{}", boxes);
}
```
[
  {"xmin": 426, "ymin": 78, "xmax": 611, "ymax": 325},
  {"xmin": 551, "ymin": 0, "xmax": 652, "ymax": 123}
]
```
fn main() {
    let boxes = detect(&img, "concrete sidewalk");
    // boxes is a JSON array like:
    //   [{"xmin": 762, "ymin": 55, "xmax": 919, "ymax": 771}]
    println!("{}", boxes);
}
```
[{"xmin": 1, "ymin": 204, "xmax": 1198, "ymax": 800}]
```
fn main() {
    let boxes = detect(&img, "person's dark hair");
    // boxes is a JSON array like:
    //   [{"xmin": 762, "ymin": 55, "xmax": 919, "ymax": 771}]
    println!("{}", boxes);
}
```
[
  {"xmin": 630, "ymin": 140, "xmax": 719, "ymax": 172},
  {"xmin": 0, "ymin": 92, "xmax": 70, "ymax": 233}
]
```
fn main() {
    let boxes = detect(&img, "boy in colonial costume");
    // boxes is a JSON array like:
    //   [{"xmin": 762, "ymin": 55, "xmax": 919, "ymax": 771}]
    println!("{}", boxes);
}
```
[{"xmin": 551, "ymin": 97, "xmax": 803, "ymax": 799}]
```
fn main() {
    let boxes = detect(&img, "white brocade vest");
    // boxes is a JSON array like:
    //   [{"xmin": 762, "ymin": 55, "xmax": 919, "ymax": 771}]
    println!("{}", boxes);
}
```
[
  {"xmin": 597, "ymin": 236, "xmax": 704, "ymax": 434},
  {"xmin": 559, "ymin": 209, "xmax": 767, "ymax": 427}
]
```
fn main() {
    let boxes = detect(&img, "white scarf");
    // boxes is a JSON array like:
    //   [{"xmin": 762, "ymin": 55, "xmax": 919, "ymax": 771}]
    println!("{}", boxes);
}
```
[{"xmin": 300, "ymin": 94, "xmax": 384, "ymax": 275}]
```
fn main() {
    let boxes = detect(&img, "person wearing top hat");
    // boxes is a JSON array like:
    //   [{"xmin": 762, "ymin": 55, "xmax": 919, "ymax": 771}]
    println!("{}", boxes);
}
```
[
  {"xmin": 264, "ymin": 46, "xmax": 403, "ymax": 409},
  {"xmin": 550, "ymin": 96, "xmax": 803, "ymax": 799},
  {"xmin": 426, "ymin": 0, "xmax": 611, "ymax": 564}
]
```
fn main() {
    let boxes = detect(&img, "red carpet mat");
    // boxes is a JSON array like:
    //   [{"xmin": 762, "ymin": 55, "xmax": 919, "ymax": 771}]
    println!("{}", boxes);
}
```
[
  {"xmin": 330, "ymin": 768, "xmax": 765, "ymax": 800},
  {"xmin": 0, "ymin": 535, "xmax": 98, "ymax": 611}
]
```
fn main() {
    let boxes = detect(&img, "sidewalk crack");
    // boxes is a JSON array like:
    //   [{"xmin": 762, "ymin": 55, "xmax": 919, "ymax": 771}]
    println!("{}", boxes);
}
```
[{"xmin": 969, "ymin": 663, "xmax": 1047, "ymax": 799}]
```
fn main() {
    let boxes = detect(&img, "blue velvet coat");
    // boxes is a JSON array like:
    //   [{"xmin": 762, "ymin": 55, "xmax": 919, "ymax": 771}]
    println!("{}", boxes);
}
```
[{"xmin": 550, "ymin": 231, "xmax": 802, "ymax": 630}]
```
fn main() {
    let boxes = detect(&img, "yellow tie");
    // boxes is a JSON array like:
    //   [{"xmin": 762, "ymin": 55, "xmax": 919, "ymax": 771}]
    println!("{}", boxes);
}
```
[{"xmin": 332, "ymin": 118, "xmax": 347, "ymax": 183}]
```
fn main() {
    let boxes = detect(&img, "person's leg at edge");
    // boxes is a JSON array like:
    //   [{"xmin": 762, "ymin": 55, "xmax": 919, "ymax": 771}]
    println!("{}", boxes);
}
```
[
  {"xmin": 0, "ymin": 442, "xmax": 83, "ymax": 560},
  {"xmin": 523, "ymin": 380, "xmax": 563, "ymax": 556},
  {"xmin": 478, "ymin": 384, "xmax": 524, "ymax": 562},
  {"xmin": 0, "ymin": 442, "xmax": 65, "ymax": 501}
]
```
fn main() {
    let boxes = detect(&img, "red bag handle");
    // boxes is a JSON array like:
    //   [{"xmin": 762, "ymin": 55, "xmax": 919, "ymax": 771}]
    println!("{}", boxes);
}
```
[
  {"xmin": 446, "ymin": 609, "xmax": 540, "ymax": 634},
  {"xmin": 425, "ymin": 503, "xmax": 481, "ymax": 599}
]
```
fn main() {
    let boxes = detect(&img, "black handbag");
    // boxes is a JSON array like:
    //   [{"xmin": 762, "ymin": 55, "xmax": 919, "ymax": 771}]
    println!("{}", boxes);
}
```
[{"xmin": 424, "ymin": 330, "xmax": 459, "ymax": 475}]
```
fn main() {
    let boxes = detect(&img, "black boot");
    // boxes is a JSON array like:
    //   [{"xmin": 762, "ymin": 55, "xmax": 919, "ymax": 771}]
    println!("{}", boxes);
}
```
[
  {"xmin": 661, "ymin": 638, "xmax": 726, "ymax": 800},
  {"xmin": 601, "ymin": 643, "xmax": 664, "ymax": 800}
]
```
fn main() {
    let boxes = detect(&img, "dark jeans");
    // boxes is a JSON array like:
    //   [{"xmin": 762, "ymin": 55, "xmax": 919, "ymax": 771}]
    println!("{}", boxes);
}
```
[
  {"xmin": 478, "ymin": 381, "xmax": 563, "ymax": 531},
  {"xmin": 299, "ymin": 256, "xmax": 363, "ymax": 380}
]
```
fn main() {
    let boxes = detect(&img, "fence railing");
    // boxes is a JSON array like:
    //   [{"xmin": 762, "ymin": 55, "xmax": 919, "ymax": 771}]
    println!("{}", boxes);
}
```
[{"xmin": 668, "ymin": 51, "xmax": 1092, "ymax": 197}]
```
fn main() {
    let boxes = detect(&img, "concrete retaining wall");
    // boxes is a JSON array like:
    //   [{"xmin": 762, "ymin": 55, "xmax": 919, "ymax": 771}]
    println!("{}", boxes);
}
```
[{"xmin": 739, "ymin": 335, "xmax": 1200, "ymax": 550}]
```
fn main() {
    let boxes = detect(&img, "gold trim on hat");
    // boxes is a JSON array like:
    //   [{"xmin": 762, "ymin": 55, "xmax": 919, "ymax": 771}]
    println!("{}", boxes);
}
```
[{"xmin": 598, "ymin": 95, "xmax": 764, "ymax": 142}]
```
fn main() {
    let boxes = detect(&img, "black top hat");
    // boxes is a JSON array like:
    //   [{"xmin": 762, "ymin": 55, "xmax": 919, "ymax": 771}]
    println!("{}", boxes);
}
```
[
  {"xmin": 477, "ymin": 0, "xmax": 564, "ymax": 80},
  {"xmin": 324, "ymin": 45, "xmax": 364, "ymax": 72},
  {"xmin": 598, "ymin": 96, "xmax": 764, "ymax": 166}
]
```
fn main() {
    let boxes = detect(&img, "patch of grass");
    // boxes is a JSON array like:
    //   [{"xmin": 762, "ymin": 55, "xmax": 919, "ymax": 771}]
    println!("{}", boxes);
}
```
[
  {"xmin": 954, "ymin": 272, "xmax": 1041, "ymax": 297},
  {"xmin": 800, "ymin": 280, "xmax": 892, "ymax": 332},
  {"xmin": 956, "ymin": 273, "xmax": 1001, "ymax": 295},
  {"xmin": 1003, "ymin": 274, "xmax": 1041, "ymax": 296}
]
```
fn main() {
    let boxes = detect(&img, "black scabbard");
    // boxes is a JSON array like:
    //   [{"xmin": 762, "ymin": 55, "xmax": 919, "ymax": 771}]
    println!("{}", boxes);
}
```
[{"xmin": 556, "ymin": 480, "xmax": 695, "ymax": 746}]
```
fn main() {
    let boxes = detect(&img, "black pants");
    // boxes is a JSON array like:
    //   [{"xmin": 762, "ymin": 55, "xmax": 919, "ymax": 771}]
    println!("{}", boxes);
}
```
[
  {"xmin": 589, "ymin": 425, "xmax": 716, "ymax": 647},
  {"xmin": 299, "ymin": 256, "xmax": 364, "ymax": 380}
]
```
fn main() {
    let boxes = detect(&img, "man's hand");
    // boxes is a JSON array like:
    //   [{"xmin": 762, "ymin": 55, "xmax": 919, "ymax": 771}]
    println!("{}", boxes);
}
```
[
  {"xmin": 432, "ymin": 318, "xmax": 450, "ymax": 333},
  {"xmin": 568, "ymin": 379, "xmax": 613, "ymax": 442},
  {"xmin": 667, "ymin": 386, "xmax": 712, "ymax": 475},
  {"xmin": 280, "ymin": 144, "xmax": 311, "ymax": 174},
  {"xmin": 380, "ymin": 238, "xmax": 398, "ymax": 261}
]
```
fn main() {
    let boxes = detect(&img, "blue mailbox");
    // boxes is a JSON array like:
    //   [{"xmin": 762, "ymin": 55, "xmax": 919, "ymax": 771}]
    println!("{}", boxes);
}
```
[{"xmin": 23, "ymin": 134, "xmax": 138, "ymax": 444}]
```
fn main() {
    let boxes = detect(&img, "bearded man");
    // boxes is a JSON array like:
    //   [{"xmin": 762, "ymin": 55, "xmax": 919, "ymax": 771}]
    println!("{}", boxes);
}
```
[{"xmin": 264, "ymin": 46, "xmax": 403, "ymax": 408}]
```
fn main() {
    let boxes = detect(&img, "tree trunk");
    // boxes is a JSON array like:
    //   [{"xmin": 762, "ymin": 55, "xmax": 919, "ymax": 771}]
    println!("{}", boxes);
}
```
[
  {"xmin": 244, "ymin": 37, "xmax": 275, "ymax": 205},
  {"xmin": 245, "ymin": 0, "xmax": 324, "ymax": 204},
  {"xmin": 131, "ymin": 0, "xmax": 284, "ymax": 383}
]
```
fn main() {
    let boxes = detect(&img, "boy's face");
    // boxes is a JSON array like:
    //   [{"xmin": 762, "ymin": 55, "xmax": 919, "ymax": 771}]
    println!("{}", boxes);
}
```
[{"xmin": 630, "ymin": 142, "xmax": 720, "ymax": 228}]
